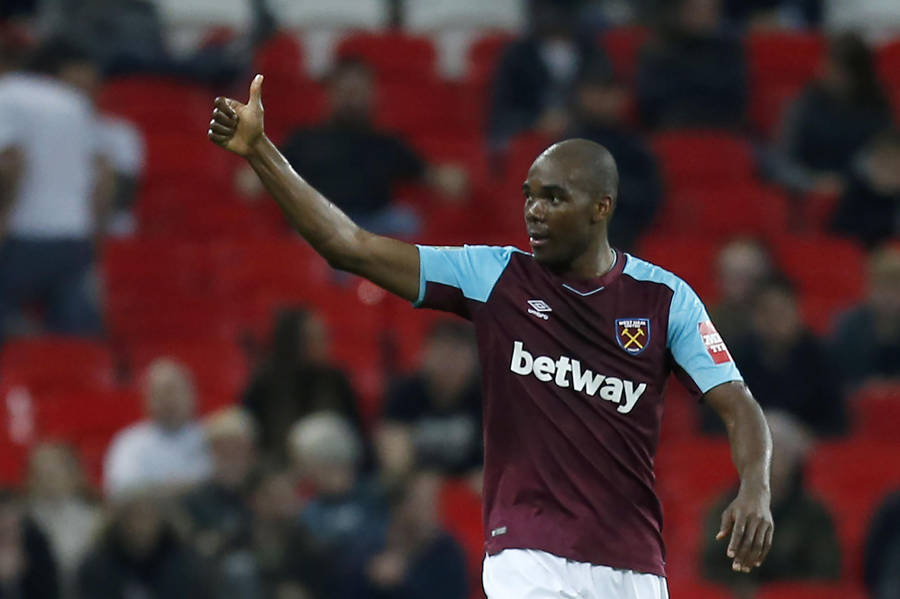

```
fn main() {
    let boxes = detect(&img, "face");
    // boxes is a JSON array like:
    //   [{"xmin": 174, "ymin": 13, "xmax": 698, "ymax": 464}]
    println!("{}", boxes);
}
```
[
  {"xmin": 576, "ymin": 82, "xmax": 627, "ymax": 126},
  {"xmin": 716, "ymin": 241, "xmax": 771, "ymax": 305},
  {"xmin": 252, "ymin": 472, "xmax": 299, "ymax": 521},
  {"xmin": 145, "ymin": 364, "xmax": 195, "ymax": 430},
  {"xmin": 753, "ymin": 288, "xmax": 802, "ymax": 345},
  {"xmin": 60, "ymin": 61, "xmax": 101, "ymax": 98},
  {"xmin": 678, "ymin": 0, "xmax": 722, "ymax": 34},
  {"xmin": 422, "ymin": 335, "xmax": 477, "ymax": 402},
  {"xmin": 868, "ymin": 144, "xmax": 900, "ymax": 193},
  {"xmin": 300, "ymin": 313, "xmax": 330, "ymax": 365},
  {"xmin": 118, "ymin": 498, "xmax": 163, "ymax": 557},
  {"xmin": 28, "ymin": 445, "xmax": 78, "ymax": 501},
  {"xmin": 869, "ymin": 256, "xmax": 900, "ymax": 318},
  {"xmin": 329, "ymin": 67, "xmax": 374, "ymax": 124},
  {"xmin": 210, "ymin": 435, "xmax": 255, "ymax": 488},
  {"xmin": 523, "ymin": 155, "xmax": 607, "ymax": 268}
]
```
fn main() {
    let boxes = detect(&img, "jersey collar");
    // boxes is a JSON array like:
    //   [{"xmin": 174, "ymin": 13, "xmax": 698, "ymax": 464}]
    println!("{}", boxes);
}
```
[{"xmin": 554, "ymin": 249, "xmax": 626, "ymax": 296}]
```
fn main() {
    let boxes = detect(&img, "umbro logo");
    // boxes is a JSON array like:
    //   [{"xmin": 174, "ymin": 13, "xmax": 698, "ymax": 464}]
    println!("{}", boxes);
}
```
[{"xmin": 527, "ymin": 299, "xmax": 552, "ymax": 320}]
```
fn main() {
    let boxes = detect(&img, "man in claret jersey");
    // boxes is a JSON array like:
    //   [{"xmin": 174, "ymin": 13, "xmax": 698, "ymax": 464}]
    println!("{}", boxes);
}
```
[{"xmin": 208, "ymin": 76, "xmax": 774, "ymax": 599}]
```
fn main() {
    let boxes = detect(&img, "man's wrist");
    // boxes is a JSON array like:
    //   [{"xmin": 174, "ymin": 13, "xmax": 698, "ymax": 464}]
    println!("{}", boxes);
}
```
[
  {"xmin": 246, "ymin": 135, "xmax": 272, "ymax": 160},
  {"xmin": 738, "ymin": 475, "xmax": 771, "ymax": 498}
]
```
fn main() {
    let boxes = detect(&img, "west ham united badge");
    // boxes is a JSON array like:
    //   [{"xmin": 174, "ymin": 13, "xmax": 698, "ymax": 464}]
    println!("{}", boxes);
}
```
[{"xmin": 615, "ymin": 318, "xmax": 650, "ymax": 355}]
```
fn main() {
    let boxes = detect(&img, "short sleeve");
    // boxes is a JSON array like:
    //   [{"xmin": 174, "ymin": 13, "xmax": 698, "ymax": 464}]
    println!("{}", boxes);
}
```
[
  {"xmin": 414, "ymin": 245, "xmax": 520, "ymax": 318},
  {"xmin": 667, "ymin": 280, "xmax": 742, "ymax": 396}
]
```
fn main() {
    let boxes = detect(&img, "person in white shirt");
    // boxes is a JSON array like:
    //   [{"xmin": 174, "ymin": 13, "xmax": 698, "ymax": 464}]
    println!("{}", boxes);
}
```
[
  {"xmin": 0, "ymin": 38, "xmax": 112, "ymax": 340},
  {"xmin": 104, "ymin": 358, "xmax": 212, "ymax": 498}
]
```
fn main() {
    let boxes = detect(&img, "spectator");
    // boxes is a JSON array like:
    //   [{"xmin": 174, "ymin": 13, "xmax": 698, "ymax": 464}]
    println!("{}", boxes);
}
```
[
  {"xmin": 216, "ymin": 467, "xmax": 331, "ymax": 599},
  {"xmin": 831, "ymin": 245, "xmax": 900, "ymax": 391},
  {"xmin": 636, "ymin": 0, "xmax": 748, "ymax": 129},
  {"xmin": 290, "ymin": 413, "xmax": 387, "ymax": 553},
  {"xmin": 77, "ymin": 491, "xmax": 210, "ymax": 599},
  {"xmin": 487, "ymin": 0, "xmax": 610, "ymax": 148},
  {"xmin": 864, "ymin": 489, "xmax": 900, "ymax": 599},
  {"xmin": 830, "ymin": 129, "xmax": 900, "ymax": 247},
  {"xmin": 0, "ymin": 488, "xmax": 59, "ymax": 599},
  {"xmin": 183, "ymin": 408, "xmax": 258, "ymax": 562},
  {"xmin": 25, "ymin": 444, "xmax": 100, "ymax": 599},
  {"xmin": 243, "ymin": 308, "xmax": 364, "ymax": 461},
  {"xmin": 769, "ymin": 33, "xmax": 892, "ymax": 194},
  {"xmin": 340, "ymin": 472, "xmax": 468, "ymax": 599},
  {"xmin": 377, "ymin": 321, "xmax": 483, "ymax": 483},
  {"xmin": 568, "ymin": 67, "xmax": 663, "ymax": 251},
  {"xmin": 704, "ymin": 277, "xmax": 847, "ymax": 436},
  {"xmin": 104, "ymin": 358, "xmax": 212, "ymax": 498},
  {"xmin": 722, "ymin": 0, "xmax": 822, "ymax": 29},
  {"xmin": 278, "ymin": 58, "xmax": 466, "ymax": 236},
  {"xmin": 708, "ymin": 238, "xmax": 777, "ymax": 344},
  {"xmin": 0, "ymin": 38, "xmax": 111, "ymax": 341},
  {"xmin": 96, "ymin": 114, "xmax": 144, "ymax": 237},
  {"xmin": 702, "ymin": 411, "xmax": 841, "ymax": 592}
]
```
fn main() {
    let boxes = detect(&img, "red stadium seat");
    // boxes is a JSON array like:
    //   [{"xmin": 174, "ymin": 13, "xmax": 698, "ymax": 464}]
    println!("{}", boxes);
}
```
[
  {"xmin": 651, "ymin": 132, "xmax": 756, "ymax": 191},
  {"xmin": 756, "ymin": 582, "xmax": 867, "ymax": 599},
  {"xmin": 38, "ymin": 388, "xmax": 142, "ymax": 442},
  {"xmin": 336, "ymin": 31, "xmax": 437, "ymax": 81},
  {"xmin": 638, "ymin": 237, "xmax": 722, "ymax": 302},
  {"xmin": 467, "ymin": 31, "xmax": 516, "ymax": 90},
  {"xmin": 439, "ymin": 478, "xmax": 485, "ymax": 598},
  {"xmin": 599, "ymin": 26, "xmax": 650, "ymax": 82},
  {"xmin": 98, "ymin": 76, "xmax": 212, "ymax": 134},
  {"xmin": 773, "ymin": 236, "xmax": 865, "ymax": 333},
  {"xmin": 851, "ymin": 384, "xmax": 900, "ymax": 441},
  {"xmin": 376, "ymin": 80, "xmax": 480, "ymax": 138},
  {"xmin": 106, "ymin": 293, "xmax": 240, "ymax": 346},
  {"xmin": 877, "ymin": 40, "xmax": 900, "ymax": 90},
  {"xmin": 747, "ymin": 32, "xmax": 823, "ymax": 137},
  {"xmin": 652, "ymin": 185, "xmax": 789, "ymax": 243},
  {"xmin": 808, "ymin": 440, "xmax": 900, "ymax": 578},
  {"xmin": 0, "ymin": 337, "xmax": 116, "ymax": 392}
]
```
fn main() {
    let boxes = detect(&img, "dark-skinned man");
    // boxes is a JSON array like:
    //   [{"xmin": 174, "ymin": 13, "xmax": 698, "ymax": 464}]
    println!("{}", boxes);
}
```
[{"xmin": 207, "ymin": 75, "xmax": 774, "ymax": 599}]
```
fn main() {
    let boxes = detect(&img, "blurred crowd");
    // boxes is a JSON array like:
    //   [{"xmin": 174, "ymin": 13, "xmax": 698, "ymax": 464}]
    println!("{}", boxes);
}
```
[{"xmin": 0, "ymin": 0, "xmax": 899, "ymax": 598}]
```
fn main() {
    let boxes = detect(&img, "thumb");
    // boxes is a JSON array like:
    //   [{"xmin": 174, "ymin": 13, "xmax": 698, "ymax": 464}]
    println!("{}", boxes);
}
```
[{"xmin": 249, "ymin": 74, "xmax": 264, "ymax": 109}]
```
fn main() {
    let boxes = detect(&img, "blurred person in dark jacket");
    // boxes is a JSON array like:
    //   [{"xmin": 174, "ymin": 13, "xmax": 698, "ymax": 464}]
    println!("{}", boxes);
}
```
[
  {"xmin": 216, "ymin": 468, "xmax": 330, "ymax": 599},
  {"xmin": 487, "ymin": 0, "xmax": 610, "ymax": 148},
  {"xmin": 703, "ymin": 277, "xmax": 846, "ymax": 436},
  {"xmin": 279, "ymin": 58, "xmax": 466, "ymax": 236},
  {"xmin": 709, "ymin": 238, "xmax": 777, "ymax": 344},
  {"xmin": 290, "ymin": 413, "xmax": 387, "ymax": 554},
  {"xmin": 831, "ymin": 245, "xmax": 900, "ymax": 392},
  {"xmin": 77, "ymin": 491, "xmax": 210, "ymax": 599},
  {"xmin": 0, "ymin": 488, "xmax": 59, "ymax": 599},
  {"xmin": 340, "ymin": 472, "xmax": 467, "ymax": 599},
  {"xmin": 702, "ymin": 411, "xmax": 840, "ymax": 594},
  {"xmin": 183, "ymin": 408, "xmax": 258, "ymax": 562},
  {"xmin": 25, "ymin": 444, "xmax": 100, "ymax": 599},
  {"xmin": 769, "ymin": 33, "xmax": 892, "ymax": 195},
  {"xmin": 865, "ymin": 489, "xmax": 900, "ymax": 599},
  {"xmin": 377, "ymin": 321, "xmax": 482, "ymax": 485},
  {"xmin": 568, "ymin": 67, "xmax": 662, "ymax": 251},
  {"xmin": 243, "ymin": 308, "xmax": 363, "ymax": 461},
  {"xmin": 636, "ymin": 0, "xmax": 748, "ymax": 129},
  {"xmin": 830, "ymin": 129, "xmax": 900, "ymax": 248}
]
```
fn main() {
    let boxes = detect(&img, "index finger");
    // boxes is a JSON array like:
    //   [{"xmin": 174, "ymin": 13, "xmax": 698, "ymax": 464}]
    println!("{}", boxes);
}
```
[{"xmin": 727, "ymin": 513, "xmax": 746, "ymax": 559}]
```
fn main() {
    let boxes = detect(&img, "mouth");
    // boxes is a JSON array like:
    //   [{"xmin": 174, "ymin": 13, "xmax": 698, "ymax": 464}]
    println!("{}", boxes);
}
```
[{"xmin": 528, "ymin": 231, "xmax": 550, "ymax": 249}]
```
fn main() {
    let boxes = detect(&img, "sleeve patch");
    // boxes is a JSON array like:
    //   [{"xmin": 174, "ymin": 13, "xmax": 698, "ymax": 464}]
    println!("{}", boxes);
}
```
[{"xmin": 699, "ymin": 321, "xmax": 732, "ymax": 364}]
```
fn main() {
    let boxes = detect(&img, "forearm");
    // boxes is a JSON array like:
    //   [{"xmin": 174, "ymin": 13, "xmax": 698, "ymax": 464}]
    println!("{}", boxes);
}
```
[
  {"xmin": 246, "ymin": 136, "xmax": 364, "ymax": 269},
  {"xmin": 717, "ymin": 384, "xmax": 772, "ymax": 492}
]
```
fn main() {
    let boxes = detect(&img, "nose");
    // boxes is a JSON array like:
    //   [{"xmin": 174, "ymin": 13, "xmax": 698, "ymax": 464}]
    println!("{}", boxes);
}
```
[{"xmin": 525, "ymin": 198, "xmax": 546, "ymax": 222}]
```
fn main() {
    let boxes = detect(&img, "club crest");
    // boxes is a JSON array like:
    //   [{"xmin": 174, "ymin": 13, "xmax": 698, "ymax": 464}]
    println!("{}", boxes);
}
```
[{"xmin": 615, "ymin": 319, "xmax": 650, "ymax": 355}]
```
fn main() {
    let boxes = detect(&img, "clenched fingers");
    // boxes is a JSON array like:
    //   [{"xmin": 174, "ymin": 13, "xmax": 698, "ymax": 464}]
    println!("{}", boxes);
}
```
[
  {"xmin": 214, "ymin": 96, "xmax": 238, "ymax": 120},
  {"xmin": 732, "ymin": 516, "xmax": 761, "ymax": 572},
  {"xmin": 209, "ymin": 121, "xmax": 233, "ymax": 136}
]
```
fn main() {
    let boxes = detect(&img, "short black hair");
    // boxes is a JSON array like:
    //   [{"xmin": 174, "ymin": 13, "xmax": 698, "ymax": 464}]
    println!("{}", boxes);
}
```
[{"xmin": 28, "ymin": 37, "xmax": 95, "ymax": 76}]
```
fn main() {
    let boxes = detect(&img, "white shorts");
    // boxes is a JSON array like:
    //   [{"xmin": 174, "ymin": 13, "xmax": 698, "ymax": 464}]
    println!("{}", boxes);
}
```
[{"xmin": 483, "ymin": 549, "xmax": 669, "ymax": 599}]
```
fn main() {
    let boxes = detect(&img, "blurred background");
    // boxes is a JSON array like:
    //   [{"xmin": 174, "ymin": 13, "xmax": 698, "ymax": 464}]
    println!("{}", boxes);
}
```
[{"xmin": 0, "ymin": 0, "xmax": 898, "ymax": 598}]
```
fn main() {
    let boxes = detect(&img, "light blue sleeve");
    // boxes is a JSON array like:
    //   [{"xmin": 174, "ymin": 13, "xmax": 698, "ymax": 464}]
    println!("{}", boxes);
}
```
[
  {"xmin": 414, "ymin": 245, "xmax": 520, "ymax": 314},
  {"xmin": 667, "ymin": 279, "xmax": 743, "ymax": 394}
]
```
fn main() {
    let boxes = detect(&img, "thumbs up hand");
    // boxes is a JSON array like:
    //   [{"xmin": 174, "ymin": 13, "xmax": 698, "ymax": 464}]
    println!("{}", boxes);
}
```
[{"xmin": 208, "ymin": 74, "xmax": 266, "ymax": 158}]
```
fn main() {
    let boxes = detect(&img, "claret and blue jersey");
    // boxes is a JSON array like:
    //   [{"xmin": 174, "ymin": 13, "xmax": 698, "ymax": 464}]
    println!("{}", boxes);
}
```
[{"xmin": 413, "ymin": 244, "xmax": 743, "ymax": 577}]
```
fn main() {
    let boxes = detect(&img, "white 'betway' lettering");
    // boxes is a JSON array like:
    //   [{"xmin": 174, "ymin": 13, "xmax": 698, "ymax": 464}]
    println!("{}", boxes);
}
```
[{"xmin": 510, "ymin": 341, "xmax": 647, "ymax": 414}]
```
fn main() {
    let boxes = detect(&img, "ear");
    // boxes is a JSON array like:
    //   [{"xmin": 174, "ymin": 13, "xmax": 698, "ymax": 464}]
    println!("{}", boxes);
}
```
[{"xmin": 592, "ymin": 195, "xmax": 614, "ymax": 223}]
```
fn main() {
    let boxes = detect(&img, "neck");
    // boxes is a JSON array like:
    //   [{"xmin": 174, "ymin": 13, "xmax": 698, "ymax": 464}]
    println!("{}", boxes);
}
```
[{"xmin": 565, "ymin": 237, "xmax": 615, "ymax": 279}]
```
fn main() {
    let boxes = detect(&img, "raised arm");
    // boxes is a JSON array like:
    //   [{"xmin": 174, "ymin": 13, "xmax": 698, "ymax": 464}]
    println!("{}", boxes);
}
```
[
  {"xmin": 705, "ymin": 381, "xmax": 774, "ymax": 574},
  {"xmin": 208, "ymin": 75, "xmax": 420, "ymax": 302}
]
